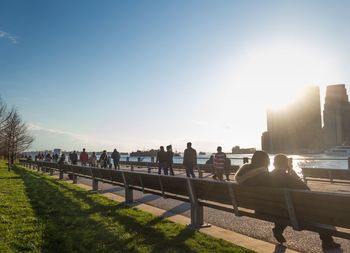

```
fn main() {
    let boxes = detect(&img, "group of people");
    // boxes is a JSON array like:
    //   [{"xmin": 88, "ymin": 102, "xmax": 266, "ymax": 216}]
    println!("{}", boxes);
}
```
[
  {"xmin": 156, "ymin": 145, "xmax": 175, "ymax": 175},
  {"xmin": 233, "ymin": 150, "xmax": 340, "ymax": 251},
  {"xmin": 39, "ymin": 148, "xmax": 121, "ymax": 170}
]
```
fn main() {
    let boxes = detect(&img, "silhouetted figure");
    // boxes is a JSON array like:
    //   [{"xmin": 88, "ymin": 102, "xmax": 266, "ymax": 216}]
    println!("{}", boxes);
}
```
[
  {"xmin": 206, "ymin": 155, "xmax": 214, "ymax": 165},
  {"xmin": 270, "ymin": 154, "xmax": 340, "ymax": 251},
  {"xmin": 70, "ymin": 151, "xmax": 78, "ymax": 165},
  {"xmin": 166, "ymin": 145, "xmax": 175, "ymax": 176},
  {"xmin": 111, "ymin": 148, "xmax": 120, "ymax": 170},
  {"xmin": 52, "ymin": 153, "xmax": 59, "ymax": 162},
  {"xmin": 183, "ymin": 142, "xmax": 197, "ymax": 178},
  {"xmin": 45, "ymin": 153, "xmax": 52, "ymax": 162},
  {"xmin": 99, "ymin": 150, "xmax": 108, "ymax": 168},
  {"xmin": 89, "ymin": 152, "xmax": 97, "ymax": 167},
  {"xmin": 57, "ymin": 153, "xmax": 66, "ymax": 165},
  {"xmin": 80, "ymin": 148, "xmax": 89, "ymax": 166},
  {"xmin": 234, "ymin": 150, "xmax": 270, "ymax": 186},
  {"xmin": 214, "ymin": 146, "xmax": 226, "ymax": 181},
  {"xmin": 156, "ymin": 146, "xmax": 168, "ymax": 175},
  {"xmin": 224, "ymin": 157, "xmax": 231, "ymax": 181}
]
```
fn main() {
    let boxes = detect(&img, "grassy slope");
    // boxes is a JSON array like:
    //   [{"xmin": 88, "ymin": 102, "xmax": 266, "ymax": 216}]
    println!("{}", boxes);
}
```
[{"xmin": 0, "ymin": 161, "xmax": 254, "ymax": 253}]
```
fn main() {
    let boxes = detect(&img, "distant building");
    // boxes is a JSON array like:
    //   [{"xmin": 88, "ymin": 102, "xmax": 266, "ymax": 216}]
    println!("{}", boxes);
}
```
[
  {"xmin": 323, "ymin": 84, "xmax": 350, "ymax": 148},
  {"xmin": 262, "ymin": 86, "xmax": 322, "ymax": 154},
  {"xmin": 231, "ymin": 146, "xmax": 256, "ymax": 154}
]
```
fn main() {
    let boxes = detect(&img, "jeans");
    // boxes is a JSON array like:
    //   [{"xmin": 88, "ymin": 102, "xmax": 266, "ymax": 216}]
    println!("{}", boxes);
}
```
[
  {"xmin": 167, "ymin": 164, "xmax": 175, "ymax": 176},
  {"xmin": 158, "ymin": 162, "xmax": 168, "ymax": 175},
  {"xmin": 185, "ymin": 166, "xmax": 196, "ymax": 178}
]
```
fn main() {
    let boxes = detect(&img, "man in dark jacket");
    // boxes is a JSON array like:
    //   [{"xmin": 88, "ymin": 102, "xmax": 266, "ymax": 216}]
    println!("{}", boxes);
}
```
[
  {"xmin": 166, "ymin": 145, "xmax": 175, "ymax": 176},
  {"xmin": 234, "ymin": 150, "xmax": 270, "ymax": 186},
  {"xmin": 70, "ymin": 151, "xmax": 78, "ymax": 165},
  {"xmin": 156, "ymin": 146, "xmax": 168, "ymax": 175},
  {"xmin": 183, "ymin": 142, "xmax": 197, "ymax": 178},
  {"xmin": 99, "ymin": 150, "xmax": 108, "ymax": 168},
  {"xmin": 111, "ymin": 148, "xmax": 120, "ymax": 170},
  {"xmin": 270, "ymin": 154, "xmax": 340, "ymax": 251}
]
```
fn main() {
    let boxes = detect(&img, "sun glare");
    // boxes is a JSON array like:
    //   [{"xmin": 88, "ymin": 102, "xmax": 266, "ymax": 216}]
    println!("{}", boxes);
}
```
[{"xmin": 229, "ymin": 40, "xmax": 339, "ymax": 110}]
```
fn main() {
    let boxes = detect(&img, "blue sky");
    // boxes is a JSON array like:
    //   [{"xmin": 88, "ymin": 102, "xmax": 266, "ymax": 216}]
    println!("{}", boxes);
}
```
[{"xmin": 1, "ymin": 0, "xmax": 350, "ymax": 152}]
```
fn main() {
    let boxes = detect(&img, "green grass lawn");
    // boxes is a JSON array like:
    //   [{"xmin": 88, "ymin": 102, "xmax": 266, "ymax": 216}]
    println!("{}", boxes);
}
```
[{"xmin": 0, "ymin": 161, "xmax": 254, "ymax": 253}]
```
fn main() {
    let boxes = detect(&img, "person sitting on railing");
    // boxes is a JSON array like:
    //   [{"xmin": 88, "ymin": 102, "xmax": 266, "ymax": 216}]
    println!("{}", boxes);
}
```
[
  {"xmin": 156, "ymin": 146, "xmax": 168, "ymax": 175},
  {"xmin": 271, "ymin": 154, "xmax": 340, "ymax": 251},
  {"xmin": 234, "ymin": 150, "xmax": 270, "ymax": 186}
]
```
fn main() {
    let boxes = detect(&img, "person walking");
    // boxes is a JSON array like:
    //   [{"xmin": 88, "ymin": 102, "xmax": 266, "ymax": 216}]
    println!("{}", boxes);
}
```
[
  {"xmin": 214, "ymin": 146, "xmax": 226, "ymax": 181},
  {"xmin": 166, "ymin": 145, "xmax": 175, "ymax": 176},
  {"xmin": 79, "ymin": 148, "xmax": 89, "ymax": 166},
  {"xmin": 111, "ymin": 148, "xmax": 121, "ymax": 170},
  {"xmin": 183, "ymin": 142, "xmax": 197, "ymax": 178},
  {"xmin": 156, "ymin": 146, "xmax": 168, "ymax": 175},
  {"xmin": 99, "ymin": 150, "xmax": 108, "ymax": 168}
]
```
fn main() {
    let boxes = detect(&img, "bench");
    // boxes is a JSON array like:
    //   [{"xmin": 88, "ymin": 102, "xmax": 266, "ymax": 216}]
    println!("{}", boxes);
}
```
[
  {"xmin": 302, "ymin": 167, "xmax": 350, "ymax": 184},
  {"xmin": 19, "ymin": 160, "xmax": 350, "ymax": 241}
]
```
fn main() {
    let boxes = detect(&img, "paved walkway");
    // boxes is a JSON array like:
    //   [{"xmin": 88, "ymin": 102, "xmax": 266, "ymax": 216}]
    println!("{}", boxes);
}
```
[{"xmin": 47, "ymin": 166, "xmax": 350, "ymax": 253}]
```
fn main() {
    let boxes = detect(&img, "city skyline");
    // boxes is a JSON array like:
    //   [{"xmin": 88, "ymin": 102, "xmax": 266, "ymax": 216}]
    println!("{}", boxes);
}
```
[{"xmin": 2, "ymin": 1, "xmax": 350, "ymax": 152}]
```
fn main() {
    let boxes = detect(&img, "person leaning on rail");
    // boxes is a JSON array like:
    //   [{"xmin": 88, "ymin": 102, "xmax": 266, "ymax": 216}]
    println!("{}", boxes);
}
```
[{"xmin": 270, "ymin": 154, "xmax": 341, "ymax": 251}]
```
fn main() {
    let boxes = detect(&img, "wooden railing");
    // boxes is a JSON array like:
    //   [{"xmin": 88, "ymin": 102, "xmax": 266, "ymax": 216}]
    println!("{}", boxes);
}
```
[
  {"xmin": 19, "ymin": 160, "xmax": 350, "ymax": 240},
  {"xmin": 302, "ymin": 167, "xmax": 350, "ymax": 184}
]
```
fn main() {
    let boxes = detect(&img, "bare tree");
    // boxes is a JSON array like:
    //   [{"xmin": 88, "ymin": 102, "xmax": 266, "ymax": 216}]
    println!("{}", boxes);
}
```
[{"xmin": 2, "ymin": 109, "xmax": 34, "ymax": 170}]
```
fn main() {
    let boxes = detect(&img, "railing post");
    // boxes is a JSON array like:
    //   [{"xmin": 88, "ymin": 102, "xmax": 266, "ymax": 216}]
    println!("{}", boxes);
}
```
[
  {"xmin": 151, "ymin": 157, "xmax": 155, "ymax": 163},
  {"xmin": 348, "ymin": 157, "xmax": 350, "ymax": 170},
  {"xmin": 186, "ymin": 178, "xmax": 206, "ymax": 229},
  {"xmin": 122, "ymin": 172, "xmax": 133, "ymax": 204},
  {"xmin": 92, "ymin": 178, "xmax": 99, "ymax": 191},
  {"xmin": 50, "ymin": 168, "xmax": 54, "ymax": 176},
  {"xmin": 72, "ymin": 174, "xmax": 78, "ymax": 184},
  {"xmin": 284, "ymin": 190, "xmax": 300, "ymax": 231},
  {"xmin": 59, "ymin": 170, "xmax": 64, "ymax": 180}
]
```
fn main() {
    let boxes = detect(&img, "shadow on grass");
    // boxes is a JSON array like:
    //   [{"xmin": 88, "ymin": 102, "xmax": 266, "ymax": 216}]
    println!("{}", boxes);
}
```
[{"xmin": 13, "ymin": 166, "xmax": 206, "ymax": 253}]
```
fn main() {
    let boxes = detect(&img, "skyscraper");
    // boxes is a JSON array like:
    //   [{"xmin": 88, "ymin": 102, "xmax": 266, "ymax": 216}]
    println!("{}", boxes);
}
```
[
  {"xmin": 323, "ymin": 84, "xmax": 350, "ymax": 148},
  {"xmin": 262, "ymin": 86, "xmax": 322, "ymax": 154}
]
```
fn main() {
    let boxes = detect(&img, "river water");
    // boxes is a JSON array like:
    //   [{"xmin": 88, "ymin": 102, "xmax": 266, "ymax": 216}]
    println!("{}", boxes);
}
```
[{"xmin": 121, "ymin": 153, "xmax": 350, "ymax": 175}]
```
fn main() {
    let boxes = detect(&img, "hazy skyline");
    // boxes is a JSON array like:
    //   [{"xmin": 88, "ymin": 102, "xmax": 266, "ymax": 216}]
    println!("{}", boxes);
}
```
[{"xmin": 2, "ymin": 0, "xmax": 350, "ymax": 152}]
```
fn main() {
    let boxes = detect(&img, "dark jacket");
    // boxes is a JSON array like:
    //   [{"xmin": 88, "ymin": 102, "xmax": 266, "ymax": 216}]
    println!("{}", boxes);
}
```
[
  {"xmin": 156, "ymin": 150, "xmax": 167, "ymax": 164},
  {"xmin": 111, "ymin": 151, "xmax": 120, "ymax": 161},
  {"xmin": 234, "ymin": 163, "xmax": 270, "ymax": 186},
  {"xmin": 166, "ymin": 151, "xmax": 173, "ymax": 165},
  {"xmin": 183, "ymin": 148, "xmax": 197, "ymax": 167},
  {"xmin": 270, "ymin": 169, "xmax": 309, "ymax": 190}
]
